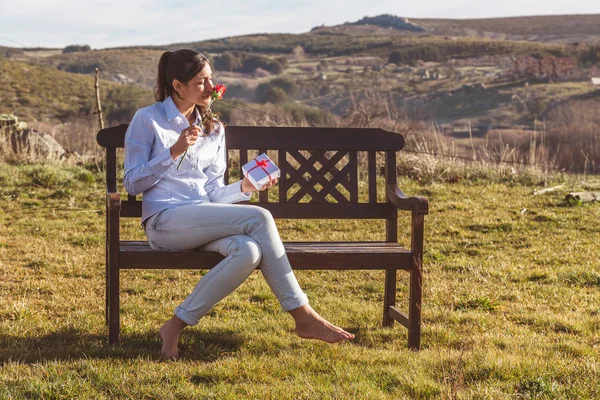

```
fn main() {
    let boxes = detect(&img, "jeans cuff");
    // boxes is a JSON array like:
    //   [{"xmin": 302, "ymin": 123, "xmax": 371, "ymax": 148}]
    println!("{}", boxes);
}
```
[
  {"xmin": 280, "ymin": 293, "xmax": 310, "ymax": 312},
  {"xmin": 174, "ymin": 306, "xmax": 199, "ymax": 326}
]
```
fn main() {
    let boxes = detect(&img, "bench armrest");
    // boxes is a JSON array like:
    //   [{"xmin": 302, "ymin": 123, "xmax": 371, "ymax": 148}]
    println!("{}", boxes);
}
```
[
  {"xmin": 106, "ymin": 191, "xmax": 121, "ymax": 212},
  {"xmin": 386, "ymin": 184, "xmax": 428, "ymax": 215}
]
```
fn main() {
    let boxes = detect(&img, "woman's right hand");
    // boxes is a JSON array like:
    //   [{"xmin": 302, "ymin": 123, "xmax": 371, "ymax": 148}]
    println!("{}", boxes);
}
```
[{"xmin": 170, "ymin": 125, "xmax": 202, "ymax": 160}]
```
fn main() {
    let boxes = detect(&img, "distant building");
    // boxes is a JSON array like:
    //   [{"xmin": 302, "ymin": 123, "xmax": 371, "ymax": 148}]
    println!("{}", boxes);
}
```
[
  {"xmin": 592, "ymin": 77, "xmax": 600, "ymax": 86},
  {"xmin": 513, "ymin": 56, "xmax": 589, "ymax": 82}
]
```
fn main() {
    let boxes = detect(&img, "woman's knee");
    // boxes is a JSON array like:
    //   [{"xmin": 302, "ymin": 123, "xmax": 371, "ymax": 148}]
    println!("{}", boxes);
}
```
[
  {"xmin": 229, "ymin": 235, "xmax": 262, "ymax": 268},
  {"xmin": 246, "ymin": 205, "xmax": 274, "ymax": 228}
]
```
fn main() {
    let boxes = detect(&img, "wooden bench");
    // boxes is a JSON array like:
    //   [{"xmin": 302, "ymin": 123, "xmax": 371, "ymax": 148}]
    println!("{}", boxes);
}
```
[{"xmin": 96, "ymin": 126, "xmax": 428, "ymax": 350}]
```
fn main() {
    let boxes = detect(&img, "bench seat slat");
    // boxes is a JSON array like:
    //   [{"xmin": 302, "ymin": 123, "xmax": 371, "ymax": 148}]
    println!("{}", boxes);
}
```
[{"xmin": 119, "ymin": 241, "xmax": 412, "ymax": 271}]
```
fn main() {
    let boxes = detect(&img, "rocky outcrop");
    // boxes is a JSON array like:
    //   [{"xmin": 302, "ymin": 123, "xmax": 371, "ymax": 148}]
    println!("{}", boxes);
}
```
[
  {"xmin": 1, "ymin": 114, "xmax": 67, "ymax": 161},
  {"xmin": 352, "ymin": 15, "xmax": 426, "ymax": 32}
]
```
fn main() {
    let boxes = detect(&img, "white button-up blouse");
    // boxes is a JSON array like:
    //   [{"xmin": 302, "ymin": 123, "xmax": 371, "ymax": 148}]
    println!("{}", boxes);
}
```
[{"xmin": 124, "ymin": 96, "xmax": 251, "ymax": 224}]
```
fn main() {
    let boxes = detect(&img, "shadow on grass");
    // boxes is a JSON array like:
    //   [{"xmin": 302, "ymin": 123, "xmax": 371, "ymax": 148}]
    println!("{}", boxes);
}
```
[{"xmin": 0, "ymin": 326, "xmax": 245, "ymax": 364}]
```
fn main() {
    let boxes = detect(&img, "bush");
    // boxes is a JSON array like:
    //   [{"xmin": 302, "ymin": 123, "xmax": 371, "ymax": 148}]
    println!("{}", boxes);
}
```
[
  {"xmin": 253, "ymin": 68, "xmax": 271, "ymax": 78},
  {"xmin": 214, "ymin": 52, "xmax": 242, "ymax": 72},
  {"xmin": 276, "ymin": 57, "xmax": 289, "ymax": 69},
  {"xmin": 545, "ymin": 99, "xmax": 600, "ymax": 173},
  {"xmin": 239, "ymin": 54, "xmax": 284, "ymax": 75},
  {"xmin": 389, "ymin": 46, "xmax": 442, "ymax": 65},
  {"xmin": 224, "ymin": 82, "xmax": 255, "ymax": 100},
  {"xmin": 57, "ymin": 61, "xmax": 105, "ymax": 74},
  {"xmin": 282, "ymin": 104, "xmax": 334, "ymax": 126},
  {"xmin": 263, "ymin": 87, "xmax": 288, "ymax": 104},
  {"xmin": 63, "ymin": 45, "xmax": 91, "ymax": 53},
  {"xmin": 0, "ymin": 47, "xmax": 24, "ymax": 58},
  {"xmin": 102, "ymin": 85, "xmax": 155, "ymax": 124},
  {"xmin": 256, "ymin": 78, "xmax": 299, "ymax": 102},
  {"xmin": 527, "ymin": 99, "xmax": 548, "ymax": 118},
  {"xmin": 577, "ymin": 45, "xmax": 600, "ymax": 67},
  {"xmin": 265, "ymin": 60, "xmax": 284, "ymax": 75},
  {"xmin": 317, "ymin": 60, "xmax": 329, "ymax": 71}
]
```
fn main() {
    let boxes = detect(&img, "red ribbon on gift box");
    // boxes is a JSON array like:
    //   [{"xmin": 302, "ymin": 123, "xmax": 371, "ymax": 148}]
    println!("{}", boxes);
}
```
[{"xmin": 245, "ymin": 159, "xmax": 273, "ymax": 182}]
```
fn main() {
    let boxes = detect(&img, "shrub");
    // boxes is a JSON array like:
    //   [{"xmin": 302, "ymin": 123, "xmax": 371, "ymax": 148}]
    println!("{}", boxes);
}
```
[
  {"xmin": 253, "ymin": 68, "xmax": 271, "ymax": 78},
  {"xmin": 276, "ymin": 57, "xmax": 289, "ymax": 69},
  {"xmin": 214, "ymin": 52, "xmax": 242, "ymax": 72},
  {"xmin": 0, "ymin": 47, "xmax": 24, "ymax": 58},
  {"xmin": 577, "ymin": 45, "xmax": 600, "ymax": 67},
  {"xmin": 239, "ymin": 54, "xmax": 284, "ymax": 75},
  {"xmin": 256, "ymin": 78, "xmax": 299, "ymax": 102},
  {"xmin": 224, "ymin": 82, "xmax": 255, "ymax": 100},
  {"xmin": 63, "ymin": 45, "xmax": 91, "ymax": 53},
  {"xmin": 263, "ymin": 87, "xmax": 288, "ymax": 104},
  {"xmin": 389, "ymin": 46, "xmax": 442, "ymax": 65},
  {"xmin": 545, "ymin": 99, "xmax": 600, "ymax": 173},
  {"xmin": 282, "ymin": 104, "xmax": 334, "ymax": 126},
  {"xmin": 265, "ymin": 60, "xmax": 284, "ymax": 75},
  {"xmin": 57, "ymin": 61, "xmax": 105, "ymax": 74},
  {"xmin": 317, "ymin": 60, "xmax": 329, "ymax": 71},
  {"xmin": 102, "ymin": 85, "xmax": 155, "ymax": 124}
]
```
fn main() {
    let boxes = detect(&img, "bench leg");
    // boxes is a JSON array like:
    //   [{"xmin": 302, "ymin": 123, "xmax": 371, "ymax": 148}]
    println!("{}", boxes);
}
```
[
  {"xmin": 382, "ymin": 269, "xmax": 396, "ymax": 327},
  {"xmin": 408, "ymin": 261, "xmax": 422, "ymax": 350},
  {"xmin": 105, "ymin": 213, "xmax": 110, "ymax": 327},
  {"xmin": 105, "ymin": 255, "xmax": 110, "ymax": 327},
  {"xmin": 408, "ymin": 212, "xmax": 425, "ymax": 351},
  {"xmin": 108, "ymin": 263, "xmax": 120, "ymax": 345}
]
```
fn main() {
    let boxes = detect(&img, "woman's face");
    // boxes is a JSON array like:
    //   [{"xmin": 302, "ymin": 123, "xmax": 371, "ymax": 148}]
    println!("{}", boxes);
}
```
[{"xmin": 178, "ymin": 63, "xmax": 214, "ymax": 107}]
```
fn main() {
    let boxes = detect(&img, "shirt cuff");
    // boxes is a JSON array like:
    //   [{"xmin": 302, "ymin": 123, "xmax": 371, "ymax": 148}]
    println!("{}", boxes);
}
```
[
  {"xmin": 220, "ymin": 180, "xmax": 252, "ymax": 203},
  {"xmin": 147, "ymin": 148, "xmax": 177, "ymax": 177}
]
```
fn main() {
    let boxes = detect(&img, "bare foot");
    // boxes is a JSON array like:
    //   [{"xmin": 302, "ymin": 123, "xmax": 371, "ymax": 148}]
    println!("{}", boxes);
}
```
[
  {"xmin": 159, "ymin": 316, "xmax": 187, "ymax": 359},
  {"xmin": 291, "ymin": 305, "xmax": 355, "ymax": 343}
]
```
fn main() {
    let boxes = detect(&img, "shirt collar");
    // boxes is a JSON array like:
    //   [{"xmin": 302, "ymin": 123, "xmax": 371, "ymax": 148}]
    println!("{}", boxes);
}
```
[{"xmin": 163, "ymin": 96, "xmax": 201, "ymax": 125}]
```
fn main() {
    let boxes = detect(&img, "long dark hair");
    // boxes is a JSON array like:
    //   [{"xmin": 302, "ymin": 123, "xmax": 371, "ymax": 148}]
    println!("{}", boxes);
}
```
[{"xmin": 155, "ymin": 49, "xmax": 219, "ymax": 132}]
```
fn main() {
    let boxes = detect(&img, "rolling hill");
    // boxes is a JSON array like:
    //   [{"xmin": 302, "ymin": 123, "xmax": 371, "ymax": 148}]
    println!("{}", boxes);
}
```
[
  {"xmin": 1, "ymin": 13, "xmax": 599, "ymax": 132},
  {"xmin": 0, "ymin": 58, "xmax": 153, "ymax": 124},
  {"xmin": 318, "ymin": 14, "xmax": 600, "ymax": 44}
]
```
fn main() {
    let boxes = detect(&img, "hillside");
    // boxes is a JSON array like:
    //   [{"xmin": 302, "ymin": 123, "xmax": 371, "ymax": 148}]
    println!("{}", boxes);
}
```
[
  {"xmin": 21, "ymin": 48, "xmax": 165, "ymax": 89},
  {"xmin": 3, "ymin": 40, "xmax": 599, "ymax": 131},
  {"xmin": 1, "ymin": 14, "xmax": 599, "ymax": 170},
  {"xmin": 3, "ymin": 33, "xmax": 585, "ymax": 90},
  {"xmin": 0, "ymin": 59, "xmax": 153, "ymax": 124},
  {"xmin": 319, "ymin": 14, "xmax": 600, "ymax": 44}
]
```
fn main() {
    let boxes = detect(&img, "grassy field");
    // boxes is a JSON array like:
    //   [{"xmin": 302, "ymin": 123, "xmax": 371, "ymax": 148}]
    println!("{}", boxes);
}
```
[{"xmin": 1, "ymin": 161, "xmax": 599, "ymax": 399}]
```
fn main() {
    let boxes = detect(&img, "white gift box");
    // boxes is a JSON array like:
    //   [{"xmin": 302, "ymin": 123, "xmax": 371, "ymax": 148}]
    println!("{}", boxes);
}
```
[{"xmin": 242, "ymin": 153, "xmax": 281, "ymax": 190}]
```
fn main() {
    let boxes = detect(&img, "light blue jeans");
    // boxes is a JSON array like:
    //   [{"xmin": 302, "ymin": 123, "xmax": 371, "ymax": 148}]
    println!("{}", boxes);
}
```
[{"xmin": 144, "ymin": 203, "xmax": 309, "ymax": 325}]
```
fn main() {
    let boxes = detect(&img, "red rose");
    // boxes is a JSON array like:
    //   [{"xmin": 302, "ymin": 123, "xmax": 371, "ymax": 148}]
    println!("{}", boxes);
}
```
[{"xmin": 213, "ymin": 84, "xmax": 226, "ymax": 100}]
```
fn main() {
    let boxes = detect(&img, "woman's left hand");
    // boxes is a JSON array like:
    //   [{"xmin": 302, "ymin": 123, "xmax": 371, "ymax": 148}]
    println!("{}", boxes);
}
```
[{"xmin": 241, "ymin": 177, "xmax": 278, "ymax": 193}]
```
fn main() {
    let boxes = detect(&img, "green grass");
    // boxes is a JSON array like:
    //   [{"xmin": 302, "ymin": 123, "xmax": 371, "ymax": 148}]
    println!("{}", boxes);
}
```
[{"xmin": 1, "ymin": 161, "xmax": 599, "ymax": 398}]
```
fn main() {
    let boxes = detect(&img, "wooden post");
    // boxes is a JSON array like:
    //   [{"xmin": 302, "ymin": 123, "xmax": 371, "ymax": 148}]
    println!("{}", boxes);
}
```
[{"xmin": 94, "ymin": 68, "xmax": 105, "ymax": 130}]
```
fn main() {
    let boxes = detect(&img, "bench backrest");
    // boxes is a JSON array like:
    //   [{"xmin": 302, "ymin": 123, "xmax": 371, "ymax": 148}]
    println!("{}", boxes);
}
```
[{"xmin": 97, "ymin": 125, "xmax": 404, "ymax": 223}]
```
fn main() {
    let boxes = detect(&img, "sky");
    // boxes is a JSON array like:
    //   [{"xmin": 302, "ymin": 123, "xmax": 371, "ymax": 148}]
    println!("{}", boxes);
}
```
[{"xmin": 1, "ymin": 0, "xmax": 599, "ymax": 49}]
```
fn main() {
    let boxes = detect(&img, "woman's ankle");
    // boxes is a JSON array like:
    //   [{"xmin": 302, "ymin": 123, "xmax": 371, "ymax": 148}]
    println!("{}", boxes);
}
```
[
  {"xmin": 163, "ymin": 315, "xmax": 188, "ymax": 333},
  {"xmin": 289, "ymin": 304, "xmax": 319, "ymax": 325}
]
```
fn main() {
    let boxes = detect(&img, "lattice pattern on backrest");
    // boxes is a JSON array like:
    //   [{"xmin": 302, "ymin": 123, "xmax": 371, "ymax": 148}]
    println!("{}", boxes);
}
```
[
  {"xmin": 279, "ymin": 150, "xmax": 358, "ymax": 204},
  {"xmin": 232, "ymin": 148, "xmax": 386, "ymax": 208}
]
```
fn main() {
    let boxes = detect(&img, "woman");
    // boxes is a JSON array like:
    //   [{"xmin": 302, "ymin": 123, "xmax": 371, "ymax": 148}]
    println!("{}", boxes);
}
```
[{"xmin": 124, "ymin": 49, "xmax": 354, "ymax": 359}]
